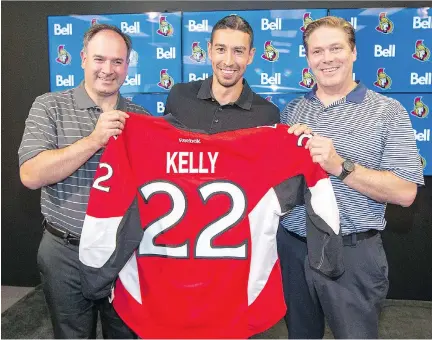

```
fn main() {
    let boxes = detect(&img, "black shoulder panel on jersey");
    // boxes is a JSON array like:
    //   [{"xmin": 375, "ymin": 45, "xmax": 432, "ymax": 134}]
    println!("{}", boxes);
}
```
[
  {"xmin": 304, "ymin": 190, "xmax": 345, "ymax": 278},
  {"xmin": 80, "ymin": 197, "xmax": 144, "ymax": 300},
  {"xmin": 274, "ymin": 174, "xmax": 306, "ymax": 214}
]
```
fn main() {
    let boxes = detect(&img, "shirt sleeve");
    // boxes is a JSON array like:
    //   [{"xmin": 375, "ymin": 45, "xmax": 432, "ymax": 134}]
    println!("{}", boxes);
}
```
[
  {"xmin": 18, "ymin": 94, "xmax": 58, "ymax": 166},
  {"xmin": 79, "ymin": 132, "xmax": 143, "ymax": 300},
  {"xmin": 163, "ymin": 83, "xmax": 178, "ymax": 115},
  {"xmin": 381, "ymin": 100, "xmax": 424, "ymax": 186},
  {"xmin": 280, "ymin": 97, "xmax": 304, "ymax": 126}
]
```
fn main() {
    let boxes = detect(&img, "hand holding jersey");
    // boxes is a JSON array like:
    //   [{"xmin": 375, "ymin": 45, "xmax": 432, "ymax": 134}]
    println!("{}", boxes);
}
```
[{"xmin": 87, "ymin": 110, "xmax": 130, "ymax": 149}]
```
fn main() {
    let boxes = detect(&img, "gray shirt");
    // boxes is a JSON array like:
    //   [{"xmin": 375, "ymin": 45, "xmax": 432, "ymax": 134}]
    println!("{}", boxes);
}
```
[{"xmin": 18, "ymin": 82, "xmax": 149, "ymax": 235}]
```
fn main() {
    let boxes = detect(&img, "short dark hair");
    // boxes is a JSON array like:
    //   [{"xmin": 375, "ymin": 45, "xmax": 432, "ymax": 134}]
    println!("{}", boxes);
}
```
[
  {"xmin": 82, "ymin": 23, "xmax": 133, "ymax": 60},
  {"xmin": 210, "ymin": 15, "xmax": 254, "ymax": 48}
]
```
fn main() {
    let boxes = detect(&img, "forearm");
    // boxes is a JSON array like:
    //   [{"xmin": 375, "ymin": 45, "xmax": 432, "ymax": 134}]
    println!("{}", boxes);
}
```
[
  {"xmin": 20, "ymin": 136, "xmax": 100, "ymax": 189},
  {"xmin": 343, "ymin": 164, "xmax": 417, "ymax": 207}
]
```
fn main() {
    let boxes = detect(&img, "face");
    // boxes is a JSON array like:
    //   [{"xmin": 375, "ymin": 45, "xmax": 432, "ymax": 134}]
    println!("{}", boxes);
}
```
[
  {"xmin": 306, "ymin": 26, "xmax": 356, "ymax": 90},
  {"xmin": 208, "ymin": 29, "xmax": 255, "ymax": 88},
  {"xmin": 81, "ymin": 30, "xmax": 129, "ymax": 98}
]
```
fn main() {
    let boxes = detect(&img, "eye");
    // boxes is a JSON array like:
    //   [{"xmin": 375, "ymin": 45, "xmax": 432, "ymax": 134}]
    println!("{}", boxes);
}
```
[
  {"xmin": 216, "ymin": 47, "xmax": 225, "ymax": 53},
  {"xmin": 331, "ymin": 46, "xmax": 342, "ymax": 52},
  {"xmin": 235, "ymin": 49, "xmax": 244, "ymax": 55},
  {"xmin": 114, "ymin": 60, "xmax": 123, "ymax": 65}
]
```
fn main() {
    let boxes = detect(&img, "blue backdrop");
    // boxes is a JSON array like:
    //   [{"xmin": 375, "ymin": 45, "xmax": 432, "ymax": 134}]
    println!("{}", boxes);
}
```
[{"xmin": 47, "ymin": 8, "xmax": 431, "ymax": 175}]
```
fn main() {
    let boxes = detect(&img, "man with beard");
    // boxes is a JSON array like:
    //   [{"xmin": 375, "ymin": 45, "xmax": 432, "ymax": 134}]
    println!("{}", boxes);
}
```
[
  {"xmin": 164, "ymin": 14, "xmax": 279, "ymax": 132},
  {"xmin": 18, "ymin": 24, "xmax": 149, "ymax": 338}
]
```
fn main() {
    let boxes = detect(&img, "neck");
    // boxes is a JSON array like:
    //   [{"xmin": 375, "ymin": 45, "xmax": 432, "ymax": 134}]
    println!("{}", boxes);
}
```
[
  {"xmin": 316, "ymin": 79, "xmax": 357, "ymax": 105},
  {"xmin": 84, "ymin": 83, "xmax": 119, "ymax": 112},
  {"xmin": 212, "ymin": 78, "xmax": 244, "ymax": 105}
]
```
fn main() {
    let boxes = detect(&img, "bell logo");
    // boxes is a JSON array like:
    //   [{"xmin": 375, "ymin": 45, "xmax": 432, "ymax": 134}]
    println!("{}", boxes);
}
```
[
  {"xmin": 261, "ymin": 73, "xmax": 281, "ymax": 85},
  {"xmin": 411, "ymin": 72, "xmax": 432, "ymax": 85},
  {"xmin": 299, "ymin": 45, "xmax": 306, "ymax": 57},
  {"xmin": 373, "ymin": 68, "xmax": 392, "ymax": 90},
  {"xmin": 261, "ymin": 41, "xmax": 279, "ymax": 62},
  {"xmin": 299, "ymin": 68, "xmax": 315, "ymax": 89},
  {"xmin": 189, "ymin": 73, "xmax": 209, "ymax": 82},
  {"xmin": 56, "ymin": 45, "xmax": 72, "ymax": 65},
  {"xmin": 414, "ymin": 129, "xmax": 431, "ymax": 142},
  {"xmin": 412, "ymin": 40, "xmax": 430, "ymax": 62},
  {"xmin": 120, "ymin": 22, "xmax": 140, "ymax": 34},
  {"xmin": 56, "ymin": 75, "xmax": 74, "ymax": 87},
  {"xmin": 190, "ymin": 42, "xmax": 206, "ymax": 63},
  {"xmin": 157, "ymin": 101, "xmax": 165, "ymax": 114},
  {"xmin": 374, "ymin": 44, "xmax": 396, "ymax": 57},
  {"xmin": 300, "ymin": 13, "xmax": 314, "ymax": 32},
  {"xmin": 411, "ymin": 97, "xmax": 429, "ymax": 118},
  {"xmin": 349, "ymin": 17, "xmax": 358, "ymax": 30},
  {"xmin": 376, "ymin": 12, "xmax": 394, "ymax": 34},
  {"xmin": 53, "ymin": 23, "xmax": 72, "ymax": 36},
  {"xmin": 413, "ymin": 16, "xmax": 432, "ymax": 29},
  {"xmin": 157, "ymin": 69, "xmax": 174, "ymax": 90},
  {"xmin": 261, "ymin": 18, "xmax": 282, "ymax": 31},
  {"xmin": 157, "ymin": 16, "xmax": 174, "ymax": 36},
  {"xmin": 156, "ymin": 47, "xmax": 176, "ymax": 59},
  {"xmin": 188, "ymin": 20, "xmax": 209, "ymax": 32},
  {"xmin": 123, "ymin": 74, "xmax": 141, "ymax": 86}
]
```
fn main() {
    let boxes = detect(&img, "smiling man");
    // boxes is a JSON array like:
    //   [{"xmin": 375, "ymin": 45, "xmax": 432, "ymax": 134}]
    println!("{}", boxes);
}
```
[
  {"xmin": 18, "ymin": 24, "xmax": 149, "ymax": 338},
  {"xmin": 164, "ymin": 14, "xmax": 279, "ymax": 132},
  {"xmin": 278, "ymin": 16, "xmax": 424, "ymax": 339}
]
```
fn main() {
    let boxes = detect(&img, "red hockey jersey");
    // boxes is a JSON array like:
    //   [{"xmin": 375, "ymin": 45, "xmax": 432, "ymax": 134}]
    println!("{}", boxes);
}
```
[{"xmin": 79, "ymin": 114, "xmax": 342, "ymax": 339}]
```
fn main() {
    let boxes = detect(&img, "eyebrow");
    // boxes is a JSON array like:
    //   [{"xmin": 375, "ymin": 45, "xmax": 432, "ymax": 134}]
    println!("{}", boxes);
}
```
[
  {"xmin": 214, "ymin": 43, "xmax": 246, "ymax": 50},
  {"xmin": 93, "ymin": 54, "xmax": 125, "ymax": 61}
]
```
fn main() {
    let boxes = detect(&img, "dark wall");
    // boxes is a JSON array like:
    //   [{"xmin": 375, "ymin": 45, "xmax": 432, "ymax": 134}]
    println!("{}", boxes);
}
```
[{"xmin": 2, "ymin": 1, "xmax": 431, "ymax": 300}]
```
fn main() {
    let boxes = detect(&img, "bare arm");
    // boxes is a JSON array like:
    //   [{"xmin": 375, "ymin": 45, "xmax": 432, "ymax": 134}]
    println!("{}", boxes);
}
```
[
  {"xmin": 306, "ymin": 135, "xmax": 417, "ymax": 207},
  {"xmin": 20, "ymin": 136, "xmax": 100, "ymax": 189},
  {"xmin": 339, "ymin": 162, "xmax": 417, "ymax": 207},
  {"xmin": 20, "ymin": 110, "xmax": 129, "ymax": 190}
]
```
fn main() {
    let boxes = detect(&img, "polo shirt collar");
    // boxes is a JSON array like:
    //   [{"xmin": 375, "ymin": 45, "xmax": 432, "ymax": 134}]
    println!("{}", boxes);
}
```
[
  {"xmin": 197, "ymin": 76, "xmax": 253, "ymax": 110},
  {"xmin": 305, "ymin": 81, "xmax": 367, "ymax": 104},
  {"xmin": 73, "ymin": 81, "xmax": 127, "ymax": 110}
]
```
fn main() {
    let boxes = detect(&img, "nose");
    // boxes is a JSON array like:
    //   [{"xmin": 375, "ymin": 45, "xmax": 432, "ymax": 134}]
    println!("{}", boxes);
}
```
[
  {"xmin": 223, "ymin": 50, "xmax": 235, "ymax": 67},
  {"xmin": 101, "ymin": 60, "xmax": 113, "ymax": 74},
  {"xmin": 323, "ymin": 49, "xmax": 335, "ymax": 63}
]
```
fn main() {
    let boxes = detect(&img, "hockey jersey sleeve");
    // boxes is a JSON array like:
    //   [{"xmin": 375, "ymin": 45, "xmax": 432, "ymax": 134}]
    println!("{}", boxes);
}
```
[
  {"xmin": 274, "ymin": 133, "xmax": 344, "ymax": 278},
  {"xmin": 79, "ymin": 134, "xmax": 144, "ymax": 300}
]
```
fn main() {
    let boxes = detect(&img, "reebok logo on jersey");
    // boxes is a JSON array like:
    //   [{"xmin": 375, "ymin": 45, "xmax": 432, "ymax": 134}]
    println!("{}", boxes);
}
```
[{"xmin": 179, "ymin": 138, "xmax": 201, "ymax": 144}]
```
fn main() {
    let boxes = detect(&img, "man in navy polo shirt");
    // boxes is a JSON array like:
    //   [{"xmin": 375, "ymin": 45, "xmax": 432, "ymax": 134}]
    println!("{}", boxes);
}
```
[{"xmin": 278, "ymin": 16, "xmax": 424, "ymax": 339}]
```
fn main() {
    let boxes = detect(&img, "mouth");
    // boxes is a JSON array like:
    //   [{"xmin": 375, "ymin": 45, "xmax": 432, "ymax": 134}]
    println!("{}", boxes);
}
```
[
  {"xmin": 219, "ymin": 68, "xmax": 238, "ymax": 76},
  {"xmin": 98, "ymin": 76, "xmax": 116, "ymax": 82},
  {"xmin": 321, "ymin": 67, "xmax": 339, "ymax": 74}
]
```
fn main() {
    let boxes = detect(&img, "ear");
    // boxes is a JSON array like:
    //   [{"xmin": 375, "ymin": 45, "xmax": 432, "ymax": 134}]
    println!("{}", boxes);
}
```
[
  {"xmin": 207, "ymin": 41, "xmax": 212, "ymax": 61},
  {"xmin": 306, "ymin": 55, "xmax": 312, "ymax": 69},
  {"xmin": 247, "ymin": 47, "xmax": 256, "ymax": 65},
  {"xmin": 352, "ymin": 46, "xmax": 357, "ymax": 63},
  {"xmin": 80, "ymin": 49, "xmax": 86, "ymax": 69}
]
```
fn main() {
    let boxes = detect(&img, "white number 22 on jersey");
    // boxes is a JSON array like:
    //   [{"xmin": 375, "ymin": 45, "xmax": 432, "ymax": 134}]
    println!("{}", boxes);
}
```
[{"xmin": 139, "ymin": 181, "xmax": 247, "ymax": 259}]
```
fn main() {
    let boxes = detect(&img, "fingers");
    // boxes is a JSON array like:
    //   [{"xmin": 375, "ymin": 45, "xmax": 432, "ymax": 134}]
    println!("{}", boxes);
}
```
[{"xmin": 288, "ymin": 123, "xmax": 312, "ymax": 136}]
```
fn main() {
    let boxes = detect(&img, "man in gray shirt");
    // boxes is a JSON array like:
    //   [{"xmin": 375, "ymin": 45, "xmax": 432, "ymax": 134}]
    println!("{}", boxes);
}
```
[{"xmin": 18, "ymin": 24, "xmax": 149, "ymax": 338}]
